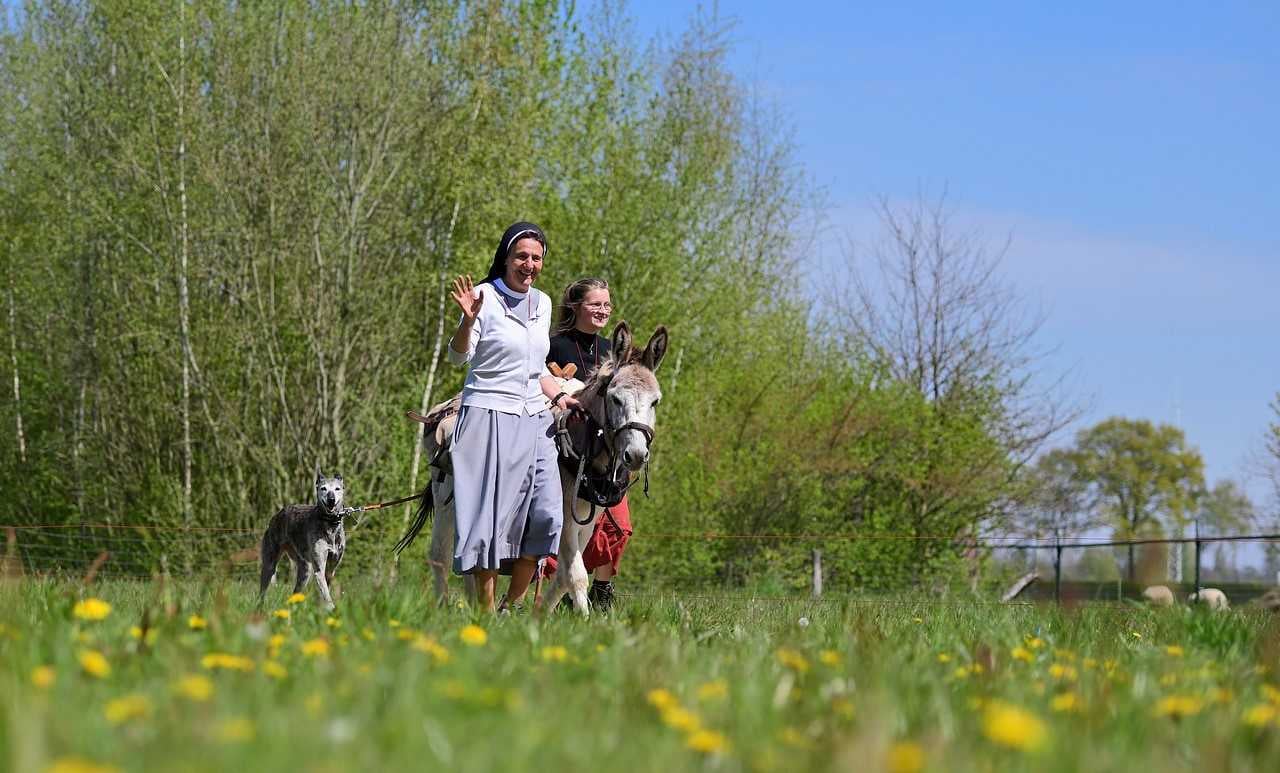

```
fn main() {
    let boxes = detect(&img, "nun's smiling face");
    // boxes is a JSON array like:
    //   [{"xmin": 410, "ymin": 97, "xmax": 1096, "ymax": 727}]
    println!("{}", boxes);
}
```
[{"xmin": 503, "ymin": 237, "xmax": 545, "ymax": 293}]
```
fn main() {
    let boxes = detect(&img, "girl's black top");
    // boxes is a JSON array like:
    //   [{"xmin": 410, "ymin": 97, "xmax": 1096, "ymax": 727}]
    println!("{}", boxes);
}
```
[{"xmin": 548, "ymin": 328, "xmax": 612, "ymax": 379}]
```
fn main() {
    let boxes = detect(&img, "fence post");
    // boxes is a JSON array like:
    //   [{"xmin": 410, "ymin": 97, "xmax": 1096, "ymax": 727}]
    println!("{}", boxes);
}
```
[
  {"xmin": 1053, "ymin": 537, "xmax": 1063, "ymax": 605},
  {"xmin": 1193, "ymin": 522, "xmax": 1202, "ymax": 595},
  {"xmin": 811, "ymin": 549, "xmax": 823, "ymax": 598}
]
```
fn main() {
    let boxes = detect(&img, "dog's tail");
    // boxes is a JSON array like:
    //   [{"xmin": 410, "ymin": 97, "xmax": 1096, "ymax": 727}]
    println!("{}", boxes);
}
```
[{"xmin": 392, "ymin": 483, "xmax": 434, "ymax": 558}]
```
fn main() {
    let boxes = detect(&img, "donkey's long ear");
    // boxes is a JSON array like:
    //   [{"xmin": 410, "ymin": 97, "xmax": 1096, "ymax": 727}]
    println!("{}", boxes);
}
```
[
  {"xmin": 642, "ymin": 326, "xmax": 669, "ymax": 372},
  {"xmin": 611, "ymin": 321, "xmax": 633, "ymax": 362}
]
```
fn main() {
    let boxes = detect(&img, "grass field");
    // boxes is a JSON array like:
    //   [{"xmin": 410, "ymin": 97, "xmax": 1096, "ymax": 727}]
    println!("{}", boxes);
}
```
[{"xmin": 3, "ymin": 575, "xmax": 1280, "ymax": 772}]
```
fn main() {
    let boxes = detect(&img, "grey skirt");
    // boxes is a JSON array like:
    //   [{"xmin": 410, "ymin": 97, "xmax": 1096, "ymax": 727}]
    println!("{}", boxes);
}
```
[{"xmin": 450, "ymin": 406, "xmax": 563, "ymax": 574}]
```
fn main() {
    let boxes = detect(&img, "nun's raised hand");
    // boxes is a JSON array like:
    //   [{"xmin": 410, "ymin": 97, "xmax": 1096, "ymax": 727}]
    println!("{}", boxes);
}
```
[{"xmin": 451, "ymin": 275, "xmax": 484, "ymax": 322}]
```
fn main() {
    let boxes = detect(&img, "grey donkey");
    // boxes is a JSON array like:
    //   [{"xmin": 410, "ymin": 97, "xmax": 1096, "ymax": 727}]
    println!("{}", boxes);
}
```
[{"xmin": 258, "ymin": 467, "xmax": 348, "ymax": 610}]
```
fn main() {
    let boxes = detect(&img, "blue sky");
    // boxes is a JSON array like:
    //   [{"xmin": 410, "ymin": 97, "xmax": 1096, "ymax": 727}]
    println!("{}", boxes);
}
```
[{"xmin": 636, "ymin": 2, "xmax": 1280, "ymax": 507}]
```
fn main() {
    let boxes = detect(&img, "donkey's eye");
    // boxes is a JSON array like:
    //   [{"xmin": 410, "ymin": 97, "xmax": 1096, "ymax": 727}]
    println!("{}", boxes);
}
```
[{"xmin": 651, "ymin": 398, "xmax": 661, "ymax": 408}]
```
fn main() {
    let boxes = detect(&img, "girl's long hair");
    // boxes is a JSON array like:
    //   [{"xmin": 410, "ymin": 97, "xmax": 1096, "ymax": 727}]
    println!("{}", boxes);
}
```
[{"xmin": 553, "ymin": 277, "xmax": 610, "ymax": 336}]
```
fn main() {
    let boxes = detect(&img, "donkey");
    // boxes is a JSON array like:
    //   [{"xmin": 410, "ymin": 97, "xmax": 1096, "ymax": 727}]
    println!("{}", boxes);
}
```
[{"xmin": 396, "ymin": 321, "xmax": 667, "ymax": 617}]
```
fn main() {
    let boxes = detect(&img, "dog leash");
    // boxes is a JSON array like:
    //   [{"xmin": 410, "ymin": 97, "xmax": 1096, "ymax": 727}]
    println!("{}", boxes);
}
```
[{"xmin": 340, "ymin": 491, "xmax": 426, "ymax": 533}]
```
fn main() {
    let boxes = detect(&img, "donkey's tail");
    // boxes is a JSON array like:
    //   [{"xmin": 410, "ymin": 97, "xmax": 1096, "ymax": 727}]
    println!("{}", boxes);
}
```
[{"xmin": 392, "ymin": 484, "xmax": 434, "ymax": 558}]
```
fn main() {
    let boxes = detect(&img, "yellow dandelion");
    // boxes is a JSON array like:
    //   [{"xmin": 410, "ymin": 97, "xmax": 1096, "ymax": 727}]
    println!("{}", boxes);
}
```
[
  {"xmin": 286, "ymin": 593, "xmax": 306, "ymax": 605},
  {"xmin": 1048, "ymin": 663, "xmax": 1078, "ymax": 682},
  {"xmin": 778, "ymin": 726, "xmax": 810, "ymax": 748},
  {"xmin": 272, "ymin": 609, "xmax": 290, "ymax": 620},
  {"xmin": 540, "ymin": 645, "xmax": 569, "ymax": 663},
  {"xmin": 188, "ymin": 615, "xmax": 207, "ymax": 631},
  {"xmin": 696, "ymin": 679, "xmax": 729, "ymax": 701},
  {"xmin": 410, "ymin": 635, "xmax": 451, "ymax": 664},
  {"xmin": 951, "ymin": 665, "xmax": 971, "ymax": 681},
  {"xmin": 103, "ymin": 694, "xmax": 151, "ymax": 725},
  {"xmin": 685, "ymin": 729, "xmax": 730, "ymax": 754},
  {"xmin": 775, "ymin": 647, "xmax": 810, "ymax": 674},
  {"xmin": 1154, "ymin": 695, "xmax": 1203, "ymax": 719},
  {"xmin": 396, "ymin": 628, "xmax": 417, "ymax": 641},
  {"xmin": 361, "ymin": 627, "xmax": 375, "ymax": 641},
  {"xmin": 1244, "ymin": 703, "xmax": 1278, "ymax": 727},
  {"xmin": 886, "ymin": 741, "xmax": 925, "ymax": 773},
  {"xmin": 31, "ymin": 665, "xmax": 56, "ymax": 689},
  {"xmin": 912, "ymin": 616, "xmax": 923, "ymax": 624},
  {"xmin": 201, "ymin": 653, "xmax": 255, "ymax": 672},
  {"xmin": 1011, "ymin": 646, "xmax": 1034, "ymax": 663},
  {"xmin": 388, "ymin": 619, "xmax": 401, "ymax": 628},
  {"xmin": 262, "ymin": 660, "xmax": 288, "ymax": 680},
  {"xmin": 1159, "ymin": 673, "xmax": 1178, "ymax": 687},
  {"xmin": 325, "ymin": 616, "xmax": 341, "ymax": 629},
  {"xmin": 819, "ymin": 649, "xmax": 842, "ymax": 666},
  {"xmin": 173, "ymin": 674, "xmax": 214, "ymax": 702},
  {"xmin": 1025, "ymin": 636, "xmax": 1045, "ymax": 650},
  {"xmin": 647, "ymin": 688, "xmax": 679, "ymax": 711},
  {"xmin": 1053, "ymin": 648, "xmax": 1077, "ymax": 662},
  {"xmin": 301, "ymin": 638, "xmax": 330, "ymax": 658},
  {"xmin": 1051, "ymin": 692, "xmax": 1080, "ymax": 713},
  {"xmin": 78, "ymin": 649, "xmax": 110, "ymax": 679},
  {"xmin": 1164, "ymin": 645, "xmax": 1184, "ymax": 657},
  {"xmin": 936, "ymin": 653, "xmax": 952, "ymax": 664},
  {"xmin": 1082, "ymin": 657, "xmax": 1098, "ymax": 670},
  {"xmin": 1261, "ymin": 684, "xmax": 1280, "ymax": 704},
  {"xmin": 832, "ymin": 697, "xmax": 855, "ymax": 719},
  {"xmin": 661, "ymin": 705, "xmax": 702, "ymax": 733},
  {"xmin": 268, "ymin": 633, "xmax": 286, "ymax": 648},
  {"xmin": 1130, "ymin": 631, "xmax": 1142, "ymax": 639},
  {"xmin": 216, "ymin": 717, "xmax": 256, "ymax": 743},
  {"xmin": 45, "ymin": 757, "xmax": 121, "ymax": 773},
  {"xmin": 459, "ymin": 625, "xmax": 488, "ymax": 647},
  {"xmin": 982, "ymin": 701, "xmax": 1048, "ymax": 751},
  {"xmin": 1209, "ymin": 688, "xmax": 1233, "ymax": 704},
  {"xmin": 72, "ymin": 598, "xmax": 112, "ymax": 621},
  {"xmin": 127, "ymin": 626, "xmax": 157, "ymax": 645}
]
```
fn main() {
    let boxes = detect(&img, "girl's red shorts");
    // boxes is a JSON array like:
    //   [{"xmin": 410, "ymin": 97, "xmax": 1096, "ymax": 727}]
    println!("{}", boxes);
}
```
[{"xmin": 540, "ymin": 495, "xmax": 632, "ymax": 577}]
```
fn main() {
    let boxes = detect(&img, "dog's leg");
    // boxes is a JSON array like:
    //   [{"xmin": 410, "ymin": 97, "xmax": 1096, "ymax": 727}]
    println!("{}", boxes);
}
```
[
  {"xmin": 313, "ymin": 548, "xmax": 336, "ymax": 611},
  {"xmin": 258, "ymin": 531, "xmax": 280, "ymax": 605},
  {"xmin": 292, "ymin": 553, "xmax": 313, "ymax": 595}
]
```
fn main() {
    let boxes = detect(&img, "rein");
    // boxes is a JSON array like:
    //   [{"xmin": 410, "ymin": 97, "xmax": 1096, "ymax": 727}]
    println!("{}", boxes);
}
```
[{"xmin": 556, "ymin": 399, "xmax": 655, "ymax": 527}]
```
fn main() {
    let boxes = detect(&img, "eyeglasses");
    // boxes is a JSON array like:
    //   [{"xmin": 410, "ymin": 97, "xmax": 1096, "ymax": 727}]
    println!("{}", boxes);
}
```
[{"xmin": 582, "ymin": 302, "xmax": 613, "ymax": 312}]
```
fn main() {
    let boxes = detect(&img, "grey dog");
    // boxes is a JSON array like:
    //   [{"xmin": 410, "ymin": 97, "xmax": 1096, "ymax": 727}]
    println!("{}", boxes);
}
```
[{"xmin": 258, "ymin": 467, "xmax": 348, "ymax": 610}]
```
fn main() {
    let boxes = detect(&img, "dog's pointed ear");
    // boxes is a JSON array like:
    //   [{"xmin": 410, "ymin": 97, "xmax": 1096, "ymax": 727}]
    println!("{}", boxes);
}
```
[
  {"xmin": 335, "ymin": 475, "xmax": 343, "ymax": 483},
  {"xmin": 314, "ymin": 464, "xmax": 322, "ymax": 485},
  {"xmin": 642, "ymin": 326, "xmax": 669, "ymax": 372},
  {"xmin": 611, "ymin": 321, "xmax": 633, "ymax": 362}
]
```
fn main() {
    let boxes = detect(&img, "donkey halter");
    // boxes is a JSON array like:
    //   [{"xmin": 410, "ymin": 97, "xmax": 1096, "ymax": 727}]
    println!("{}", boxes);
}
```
[{"xmin": 556, "ymin": 368, "xmax": 656, "ymax": 525}]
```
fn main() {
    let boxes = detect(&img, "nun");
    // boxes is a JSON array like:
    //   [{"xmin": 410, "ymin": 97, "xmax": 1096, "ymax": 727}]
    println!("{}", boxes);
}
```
[{"xmin": 446, "ymin": 222, "xmax": 580, "ymax": 612}]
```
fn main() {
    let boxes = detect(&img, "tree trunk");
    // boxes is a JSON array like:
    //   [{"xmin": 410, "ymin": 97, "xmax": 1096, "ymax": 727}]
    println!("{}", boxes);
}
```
[
  {"xmin": 6, "ymin": 271, "xmax": 25, "ymax": 463},
  {"xmin": 176, "ymin": 3, "xmax": 194, "ymax": 528}
]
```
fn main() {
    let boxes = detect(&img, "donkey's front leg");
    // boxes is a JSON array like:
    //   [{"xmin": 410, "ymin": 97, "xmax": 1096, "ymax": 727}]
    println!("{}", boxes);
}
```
[{"xmin": 428, "ymin": 478, "xmax": 455, "ymax": 606}]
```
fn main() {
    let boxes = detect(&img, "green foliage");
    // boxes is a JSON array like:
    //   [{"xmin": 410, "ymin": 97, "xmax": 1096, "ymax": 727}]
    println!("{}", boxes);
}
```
[
  {"xmin": 1, "ymin": 1, "xmax": 1043, "ymax": 592},
  {"xmin": 1061, "ymin": 418, "xmax": 1206, "ymax": 581}
]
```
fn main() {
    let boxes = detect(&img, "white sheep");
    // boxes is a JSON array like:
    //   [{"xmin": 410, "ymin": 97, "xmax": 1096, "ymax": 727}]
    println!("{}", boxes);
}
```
[
  {"xmin": 1141, "ymin": 585, "xmax": 1175, "ymax": 606},
  {"xmin": 1188, "ymin": 588, "xmax": 1230, "ymax": 611}
]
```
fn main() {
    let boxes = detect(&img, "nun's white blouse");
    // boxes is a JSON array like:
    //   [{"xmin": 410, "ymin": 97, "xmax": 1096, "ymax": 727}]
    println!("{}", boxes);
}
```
[{"xmin": 447, "ymin": 279, "xmax": 552, "ymax": 416}]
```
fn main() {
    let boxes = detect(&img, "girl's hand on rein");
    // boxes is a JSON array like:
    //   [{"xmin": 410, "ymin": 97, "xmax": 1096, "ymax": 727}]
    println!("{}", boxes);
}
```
[
  {"xmin": 559, "ymin": 395, "xmax": 582, "ymax": 412},
  {"xmin": 451, "ymin": 275, "xmax": 483, "ymax": 321}
]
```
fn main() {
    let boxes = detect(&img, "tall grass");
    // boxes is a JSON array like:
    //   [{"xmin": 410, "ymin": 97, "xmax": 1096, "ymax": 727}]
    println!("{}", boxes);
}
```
[{"xmin": 2, "ymin": 575, "xmax": 1279, "ymax": 772}]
